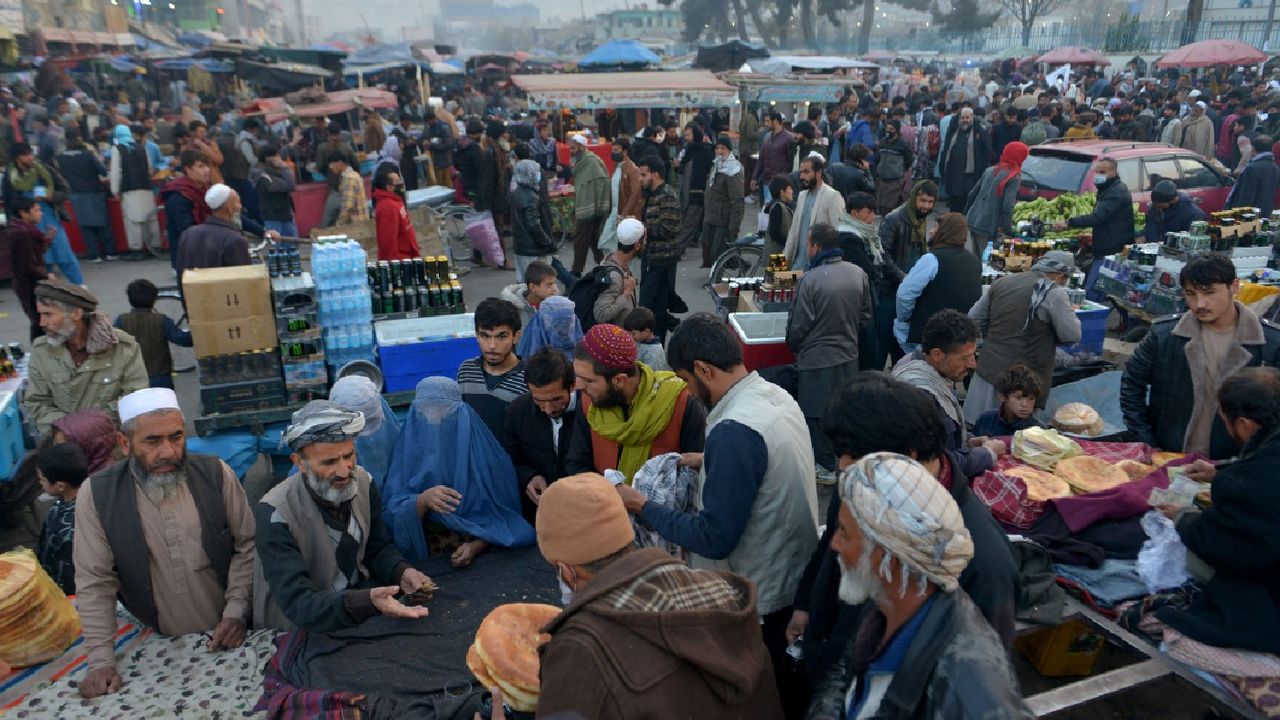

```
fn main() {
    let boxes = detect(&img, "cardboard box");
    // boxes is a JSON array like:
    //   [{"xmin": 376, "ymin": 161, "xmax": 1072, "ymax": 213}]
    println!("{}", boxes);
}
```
[
  {"xmin": 190, "ymin": 315, "xmax": 279, "ymax": 358},
  {"xmin": 183, "ymin": 265, "xmax": 273, "ymax": 324}
]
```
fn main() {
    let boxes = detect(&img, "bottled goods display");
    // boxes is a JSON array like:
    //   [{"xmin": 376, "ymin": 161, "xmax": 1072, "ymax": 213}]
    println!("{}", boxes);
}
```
[
  {"xmin": 368, "ymin": 256, "xmax": 464, "ymax": 316},
  {"xmin": 312, "ymin": 238, "xmax": 377, "ymax": 371}
]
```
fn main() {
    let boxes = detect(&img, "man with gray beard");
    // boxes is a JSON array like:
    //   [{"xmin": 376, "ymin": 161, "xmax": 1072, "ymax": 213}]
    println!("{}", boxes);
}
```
[
  {"xmin": 805, "ymin": 453, "xmax": 1031, "ymax": 720},
  {"xmin": 253, "ymin": 401, "xmax": 433, "ymax": 632},
  {"xmin": 73, "ymin": 387, "xmax": 257, "ymax": 698}
]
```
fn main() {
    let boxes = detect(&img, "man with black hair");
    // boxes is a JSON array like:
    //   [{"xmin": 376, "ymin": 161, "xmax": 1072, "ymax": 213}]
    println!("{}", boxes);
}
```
[
  {"xmin": 37, "ymin": 442, "xmax": 88, "ymax": 594},
  {"xmin": 252, "ymin": 143, "xmax": 298, "ymax": 238},
  {"xmin": 1121, "ymin": 254, "xmax": 1280, "ymax": 459},
  {"xmin": 752, "ymin": 112, "xmax": 794, "ymax": 200},
  {"xmin": 788, "ymin": 373, "xmax": 1020, "ymax": 689},
  {"xmin": 4, "ymin": 196, "xmax": 51, "ymax": 340},
  {"xmin": 114, "ymin": 278, "xmax": 192, "ymax": 389},
  {"xmin": 939, "ymin": 107, "xmax": 991, "ymax": 213},
  {"xmin": 787, "ymin": 223, "xmax": 871, "ymax": 483},
  {"xmin": 783, "ymin": 154, "xmax": 844, "ymax": 270},
  {"xmin": 874, "ymin": 119, "xmax": 913, "ymax": 215},
  {"xmin": 637, "ymin": 156, "xmax": 684, "ymax": 343},
  {"xmin": 217, "ymin": 120, "xmax": 259, "ymax": 223},
  {"xmin": 457, "ymin": 298, "xmax": 528, "ymax": 440},
  {"xmin": 1053, "ymin": 157, "xmax": 1133, "ymax": 300},
  {"xmin": 502, "ymin": 347, "xmax": 580, "ymax": 521},
  {"xmin": 676, "ymin": 123, "xmax": 714, "ymax": 253},
  {"xmin": 892, "ymin": 309, "xmax": 1003, "ymax": 477},
  {"xmin": 614, "ymin": 312, "xmax": 817, "ymax": 716},
  {"xmin": 990, "ymin": 107, "xmax": 1022, "ymax": 165},
  {"xmin": 1155, "ymin": 367, "xmax": 1280, "ymax": 656}
]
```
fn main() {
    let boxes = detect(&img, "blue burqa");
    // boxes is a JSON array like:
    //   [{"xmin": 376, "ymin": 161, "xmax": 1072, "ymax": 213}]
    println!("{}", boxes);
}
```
[
  {"xmin": 515, "ymin": 295, "xmax": 583, "ymax": 361},
  {"xmin": 329, "ymin": 376, "xmax": 402, "ymax": 490},
  {"xmin": 383, "ymin": 377, "xmax": 534, "ymax": 562}
]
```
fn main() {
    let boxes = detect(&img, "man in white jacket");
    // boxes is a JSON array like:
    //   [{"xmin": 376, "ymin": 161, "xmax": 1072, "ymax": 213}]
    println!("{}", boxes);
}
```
[{"xmin": 783, "ymin": 153, "xmax": 844, "ymax": 270}]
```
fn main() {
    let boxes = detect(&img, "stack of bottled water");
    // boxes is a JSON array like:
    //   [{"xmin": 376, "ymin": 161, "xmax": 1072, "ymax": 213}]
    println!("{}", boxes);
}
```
[{"xmin": 311, "ymin": 237, "xmax": 376, "ymax": 370}]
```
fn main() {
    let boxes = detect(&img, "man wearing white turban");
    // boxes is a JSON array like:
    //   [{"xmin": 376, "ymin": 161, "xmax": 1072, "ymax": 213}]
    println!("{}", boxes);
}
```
[{"xmin": 806, "ymin": 452, "xmax": 1032, "ymax": 720}]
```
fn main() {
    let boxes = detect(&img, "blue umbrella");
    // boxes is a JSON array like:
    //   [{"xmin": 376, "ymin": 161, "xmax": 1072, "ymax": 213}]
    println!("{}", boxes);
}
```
[{"xmin": 579, "ymin": 39, "xmax": 660, "ymax": 68}]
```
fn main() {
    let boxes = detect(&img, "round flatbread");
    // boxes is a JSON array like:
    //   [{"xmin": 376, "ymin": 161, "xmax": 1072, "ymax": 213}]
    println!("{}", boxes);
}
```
[
  {"xmin": 0, "ymin": 550, "xmax": 81, "ymax": 667},
  {"xmin": 1006, "ymin": 466, "xmax": 1072, "ymax": 502},
  {"xmin": 468, "ymin": 644, "xmax": 540, "ymax": 712},
  {"xmin": 1151, "ymin": 451, "xmax": 1187, "ymax": 467},
  {"xmin": 473, "ymin": 603, "xmax": 559, "ymax": 707},
  {"xmin": 1115, "ymin": 460, "xmax": 1155, "ymax": 481},
  {"xmin": 466, "ymin": 644, "xmax": 497, "ymax": 688},
  {"xmin": 1054, "ymin": 456, "xmax": 1132, "ymax": 494},
  {"xmin": 1053, "ymin": 402, "xmax": 1104, "ymax": 437}
]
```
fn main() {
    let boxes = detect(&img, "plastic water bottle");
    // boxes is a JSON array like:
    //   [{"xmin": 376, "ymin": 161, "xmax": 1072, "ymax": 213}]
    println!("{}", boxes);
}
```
[{"xmin": 981, "ymin": 241, "xmax": 994, "ymax": 265}]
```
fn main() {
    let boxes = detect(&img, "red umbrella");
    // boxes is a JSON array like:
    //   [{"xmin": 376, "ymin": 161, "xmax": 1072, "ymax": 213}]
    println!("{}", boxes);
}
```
[
  {"xmin": 1038, "ymin": 46, "xmax": 1110, "ymax": 66},
  {"xmin": 1156, "ymin": 39, "xmax": 1266, "ymax": 68}
]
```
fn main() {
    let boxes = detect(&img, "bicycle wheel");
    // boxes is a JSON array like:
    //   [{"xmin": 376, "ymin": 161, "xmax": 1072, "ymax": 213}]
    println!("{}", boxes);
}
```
[
  {"xmin": 709, "ymin": 246, "xmax": 765, "ymax": 284},
  {"xmin": 153, "ymin": 291, "xmax": 196, "ymax": 373},
  {"xmin": 439, "ymin": 207, "xmax": 474, "ymax": 265}
]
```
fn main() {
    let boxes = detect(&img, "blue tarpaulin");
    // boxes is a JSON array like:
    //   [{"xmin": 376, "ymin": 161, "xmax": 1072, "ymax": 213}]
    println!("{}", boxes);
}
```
[
  {"xmin": 579, "ymin": 39, "xmax": 660, "ymax": 68},
  {"xmin": 153, "ymin": 57, "xmax": 233, "ymax": 72},
  {"xmin": 109, "ymin": 56, "xmax": 139, "ymax": 72},
  {"xmin": 176, "ymin": 31, "xmax": 214, "ymax": 49}
]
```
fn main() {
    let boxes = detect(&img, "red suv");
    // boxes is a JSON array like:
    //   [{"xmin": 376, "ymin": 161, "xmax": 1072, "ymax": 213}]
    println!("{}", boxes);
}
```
[{"xmin": 1019, "ymin": 140, "xmax": 1235, "ymax": 213}]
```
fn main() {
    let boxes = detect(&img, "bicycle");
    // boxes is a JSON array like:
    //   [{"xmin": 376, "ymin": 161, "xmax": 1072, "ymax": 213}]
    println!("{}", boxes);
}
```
[
  {"xmin": 153, "ymin": 285, "xmax": 196, "ymax": 373},
  {"xmin": 708, "ymin": 234, "xmax": 767, "ymax": 284}
]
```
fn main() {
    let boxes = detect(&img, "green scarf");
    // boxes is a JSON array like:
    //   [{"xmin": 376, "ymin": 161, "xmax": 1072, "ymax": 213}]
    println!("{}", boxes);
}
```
[
  {"xmin": 6, "ymin": 161, "xmax": 53, "ymax": 195},
  {"xmin": 587, "ymin": 363, "xmax": 687, "ymax": 482},
  {"xmin": 903, "ymin": 180, "xmax": 931, "ymax": 255}
]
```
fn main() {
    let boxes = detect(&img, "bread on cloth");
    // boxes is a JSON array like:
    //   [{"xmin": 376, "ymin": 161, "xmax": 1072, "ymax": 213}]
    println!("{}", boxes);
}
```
[
  {"xmin": 1011, "ymin": 427, "xmax": 1083, "ymax": 470},
  {"xmin": 1005, "ymin": 466, "xmax": 1072, "ymax": 502},
  {"xmin": 1052, "ymin": 402, "xmax": 1103, "ymax": 437},
  {"xmin": 1053, "ymin": 456, "xmax": 1132, "ymax": 494},
  {"xmin": 0, "ymin": 549, "xmax": 81, "ymax": 667},
  {"xmin": 1115, "ymin": 459, "xmax": 1155, "ymax": 481},
  {"xmin": 468, "ymin": 603, "xmax": 560, "ymax": 713},
  {"xmin": 1151, "ymin": 451, "xmax": 1188, "ymax": 467}
]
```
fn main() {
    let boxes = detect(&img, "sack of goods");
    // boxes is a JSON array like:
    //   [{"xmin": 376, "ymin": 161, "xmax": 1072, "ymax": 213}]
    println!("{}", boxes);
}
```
[
  {"xmin": 1052, "ymin": 402, "xmax": 1103, "ymax": 437},
  {"xmin": 0, "ymin": 549, "xmax": 82, "ymax": 667},
  {"xmin": 467, "ymin": 603, "xmax": 561, "ymax": 713}
]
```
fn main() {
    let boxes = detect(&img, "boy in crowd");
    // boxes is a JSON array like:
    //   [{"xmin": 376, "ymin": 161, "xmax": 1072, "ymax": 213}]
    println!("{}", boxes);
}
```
[
  {"xmin": 972, "ymin": 364, "xmax": 1044, "ymax": 437},
  {"xmin": 457, "ymin": 298, "xmax": 529, "ymax": 440},
  {"xmin": 37, "ymin": 442, "xmax": 88, "ymax": 594},
  {"xmin": 114, "ymin": 279, "xmax": 193, "ymax": 389},
  {"xmin": 622, "ymin": 307, "xmax": 669, "ymax": 371},
  {"xmin": 500, "ymin": 260, "xmax": 558, "ymax": 330}
]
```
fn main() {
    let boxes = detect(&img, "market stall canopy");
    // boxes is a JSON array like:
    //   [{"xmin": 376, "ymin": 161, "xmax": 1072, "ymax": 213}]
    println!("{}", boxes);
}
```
[
  {"xmin": 152, "ymin": 57, "xmax": 234, "ymax": 72},
  {"xmin": 237, "ymin": 59, "xmax": 332, "ymax": 93},
  {"xmin": 176, "ymin": 30, "xmax": 227, "ymax": 49},
  {"xmin": 251, "ymin": 87, "xmax": 399, "ymax": 124},
  {"xmin": 40, "ymin": 29, "xmax": 134, "ymax": 47},
  {"xmin": 694, "ymin": 39, "xmax": 769, "ymax": 72},
  {"xmin": 750, "ymin": 55, "xmax": 879, "ymax": 75},
  {"xmin": 430, "ymin": 61, "xmax": 463, "ymax": 75},
  {"xmin": 579, "ymin": 39, "xmax": 661, "ymax": 68},
  {"xmin": 996, "ymin": 45, "xmax": 1039, "ymax": 60},
  {"xmin": 1038, "ymin": 46, "xmax": 1110, "ymax": 66},
  {"xmin": 1155, "ymin": 39, "xmax": 1266, "ymax": 69},
  {"xmin": 724, "ymin": 73, "xmax": 849, "ymax": 104},
  {"xmin": 512, "ymin": 70, "xmax": 736, "ymax": 109}
]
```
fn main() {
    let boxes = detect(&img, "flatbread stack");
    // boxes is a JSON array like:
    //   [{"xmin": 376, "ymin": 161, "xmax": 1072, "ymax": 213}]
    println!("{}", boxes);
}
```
[
  {"xmin": 0, "ymin": 549, "xmax": 81, "ymax": 667},
  {"xmin": 1053, "ymin": 403, "xmax": 1104, "ymax": 437},
  {"xmin": 1054, "ymin": 456, "xmax": 1132, "ymax": 494},
  {"xmin": 1115, "ymin": 460, "xmax": 1156, "ymax": 481},
  {"xmin": 1005, "ymin": 466, "xmax": 1072, "ymax": 502},
  {"xmin": 467, "ymin": 603, "xmax": 561, "ymax": 713}
]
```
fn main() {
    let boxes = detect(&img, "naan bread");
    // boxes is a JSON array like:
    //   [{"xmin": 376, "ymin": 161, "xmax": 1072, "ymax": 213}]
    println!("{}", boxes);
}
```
[
  {"xmin": 1006, "ymin": 466, "xmax": 1073, "ymax": 502},
  {"xmin": 1115, "ymin": 460, "xmax": 1156, "ymax": 481},
  {"xmin": 1054, "ymin": 456, "xmax": 1132, "ymax": 494},
  {"xmin": 468, "ymin": 644, "xmax": 539, "ymax": 712},
  {"xmin": 0, "ymin": 550, "xmax": 81, "ymax": 667},
  {"xmin": 472, "ymin": 603, "xmax": 560, "ymax": 713},
  {"xmin": 1151, "ymin": 451, "xmax": 1188, "ymax": 467},
  {"xmin": 1053, "ymin": 402, "xmax": 1104, "ymax": 436}
]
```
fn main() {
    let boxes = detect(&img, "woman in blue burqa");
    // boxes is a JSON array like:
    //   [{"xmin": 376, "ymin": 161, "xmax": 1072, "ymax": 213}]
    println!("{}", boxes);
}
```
[
  {"xmin": 515, "ymin": 295, "xmax": 582, "ymax": 361},
  {"xmin": 328, "ymin": 375, "xmax": 401, "ymax": 490},
  {"xmin": 384, "ymin": 376, "xmax": 535, "ymax": 567}
]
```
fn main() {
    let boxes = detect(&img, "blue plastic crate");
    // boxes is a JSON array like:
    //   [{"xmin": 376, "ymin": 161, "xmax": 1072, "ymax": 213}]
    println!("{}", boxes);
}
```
[
  {"xmin": 375, "ymin": 314, "xmax": 477, "ymax": 393},
  {"xmin": 0, "ymin": 392, "xmax": 24, "ymax": 481},
  {"xmin": 1061, "ymin": 303, "xmax": 1109, "ymax": 356}
]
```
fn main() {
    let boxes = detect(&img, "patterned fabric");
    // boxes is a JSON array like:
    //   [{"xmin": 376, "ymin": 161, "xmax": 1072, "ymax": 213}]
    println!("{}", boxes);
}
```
[
  {"xmin": 1234, "ymin": 677, "xmax": 1280, "ymax": 717},
  {"xmin": 336, "ymin": 168, "xmax": 369, "ymax": 225},
  {"xmin": 281, "ymin": 400, "xmax": 365, "ymax": 451},
  {"xmin": 629, "ymin": 453, "xmax": 696, "ymax": 557},
  {"xmin": 255, "ymin": 632, "xmax": 368, "ymax": 720},
  {"xmin": 580, "ymin": 323, "xmax": 638, "ymax": 370},
  {"xmin": 839, "ymin": 453, "xmax": 973, "ymax": 593},
  {"xmin": 2, "ymin": 603, "xmax": 277, "ymax": 718},
  {"xmin": 601, "ymin": 561, "xmax": 745, "ymax": 614},
  {"xmin": 37, "ymin": 499, "xmax": 76, "ymax": 594}
]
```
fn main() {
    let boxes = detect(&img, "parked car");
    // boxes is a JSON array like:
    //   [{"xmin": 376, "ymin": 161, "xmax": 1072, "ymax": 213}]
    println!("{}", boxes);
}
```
[{"xmin": 1018, "ymin": 140, "xmax": 1237, "ymax": 213}]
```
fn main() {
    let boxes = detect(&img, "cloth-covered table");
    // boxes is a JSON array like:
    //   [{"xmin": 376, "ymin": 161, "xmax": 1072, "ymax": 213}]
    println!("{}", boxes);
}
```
[
  {"xmin": 1, "ymin": 602, "xmax": 278, "ymax": 718},
  {"xmin": 256, "ymin": 544, "xmax": 558, "ymax": 720}
]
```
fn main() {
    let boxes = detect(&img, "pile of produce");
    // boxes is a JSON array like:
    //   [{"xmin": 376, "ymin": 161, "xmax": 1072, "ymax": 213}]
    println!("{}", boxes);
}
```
[{"xmin": 1013, "ymin": 192, "xmax": 1145, "ymax": 238}]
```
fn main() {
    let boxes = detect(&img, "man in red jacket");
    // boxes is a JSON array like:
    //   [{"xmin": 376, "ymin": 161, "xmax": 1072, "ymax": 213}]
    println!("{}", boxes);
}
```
[
  {"xmin": 5, "ymin": 196, "xmax": 53, "ymax": 340},
  {"xmin": 371, "ymin": 168, "xmax": 418, "ymax": 261}
]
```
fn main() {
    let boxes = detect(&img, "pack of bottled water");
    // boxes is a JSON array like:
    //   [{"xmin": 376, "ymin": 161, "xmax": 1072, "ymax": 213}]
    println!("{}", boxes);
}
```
[{"xmin": 312, "ymin": 237, "xmax": 377, "ymax": 369}]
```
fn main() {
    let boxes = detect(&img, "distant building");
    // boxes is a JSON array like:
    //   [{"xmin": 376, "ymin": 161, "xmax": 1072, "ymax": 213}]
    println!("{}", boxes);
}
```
[
  {"xmin": 594, "ymin": 4, "xmax": 681, "ymax": 42},
  {"xmin": 434, "ymin": 0, "xmax": 540, "ymax": 37}
]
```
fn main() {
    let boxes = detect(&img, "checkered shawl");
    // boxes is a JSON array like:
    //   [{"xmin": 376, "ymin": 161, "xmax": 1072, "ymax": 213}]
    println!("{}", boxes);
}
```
[
  {"xmin": 839, "ymin": 452, "xmax": 973, "ymax": 593},
  {"xmin": 629, "ymin": 453, "xmax": 697, "ymax": 558},
  {"xmin": 601, "ymin": 561, "xmax": 746, "ymax": 613}
]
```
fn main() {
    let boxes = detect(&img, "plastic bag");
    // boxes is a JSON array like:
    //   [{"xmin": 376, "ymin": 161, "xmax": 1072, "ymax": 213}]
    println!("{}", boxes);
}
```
[
  {"xmin": 464, "ymin": 210, "xmax": 505, "ymax": 267},
  {"xmin": 1011, "ymin": 427, "xmax": 1083, "ymax": 470},
  {"xmin": 1137, "ymin": 510, "xmax": 1190, "ymax": 594},
  {"xmin": 757, "ymin": 209, "xmax": 769, "ymax": 234}
]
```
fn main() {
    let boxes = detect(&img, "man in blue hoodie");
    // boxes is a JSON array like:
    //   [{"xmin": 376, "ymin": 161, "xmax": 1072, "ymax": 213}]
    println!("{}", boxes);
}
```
[
  {"xmin": 1144, "ymin": 179, "xmax": 1207, "ymax": 244},
  {"xmin": 844, "ymin": 106, "xmax": 879, "ymax": 160}
]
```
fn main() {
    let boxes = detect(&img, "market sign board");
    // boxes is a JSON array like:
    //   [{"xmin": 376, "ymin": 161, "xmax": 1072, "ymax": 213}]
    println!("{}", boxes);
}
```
[
  {"xmin": 524, "ymin": 88, "xmax": 738, "ymax": 109},
  {"xmin": 742, "ymin": 84, "xmax": 847, "ymax": 104},
  {"xmin": 513, "ymin": 70, "xmax": 739, "ymax": 110}
]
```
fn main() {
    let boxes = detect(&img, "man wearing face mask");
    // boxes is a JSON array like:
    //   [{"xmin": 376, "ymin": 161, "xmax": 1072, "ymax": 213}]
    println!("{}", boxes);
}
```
[
  {"xmin": 676, "ymin": 123, "xmax": 715, "ymax": 252},
  {"xmin": 938, "ymin": 108, "xmax": 991, "ymax": 215},
  {"xmin": 873, "ymin": 119, "xmax": 913, "ymax": 215},
  {"xmin": 1052, "ymin": 157, "xmax": 1133, "ymax": 300},
  {"xmin": 253, "ymin": 401, "xmax": 433, "ymax": 632},
  {"xmin": 529, "ymin": 472, "xmax": 784, "ymax": 719},
  {"xmin": 700, "ymin": 135, "xmax": 745, "ymax": 268}
]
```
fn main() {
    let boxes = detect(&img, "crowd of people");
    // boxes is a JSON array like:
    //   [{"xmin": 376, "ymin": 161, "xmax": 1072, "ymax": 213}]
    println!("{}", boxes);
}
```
[{"xmin": 3, "ymin": 59, "xmax": 1280, "ymax": 719}]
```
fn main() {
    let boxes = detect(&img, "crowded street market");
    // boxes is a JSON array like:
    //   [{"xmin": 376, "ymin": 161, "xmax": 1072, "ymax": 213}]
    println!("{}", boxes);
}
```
[{"xmin": 1, "ymin": 26, "xmax": 1280, "ymax": 720}]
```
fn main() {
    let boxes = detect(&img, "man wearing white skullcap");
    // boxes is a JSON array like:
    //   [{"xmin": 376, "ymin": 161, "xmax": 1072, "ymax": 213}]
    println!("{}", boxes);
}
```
[
  {"xmin": 73, "ymin": 388, "xmax": 257, "ymax": 698},
  {"xmin": 807, "ymin": 452, "xmax": 1031, "ymax": 719},
  {"xmin": 253, "ymin": 400, "xmax": 432, "ymax": 633},
  {"xmin": 174, "ymin": 181, "xmax": 252, "ymax": 284},
  {"xmin": 593, "ymin": 217, "xmax": 645, "ymax": 326}
]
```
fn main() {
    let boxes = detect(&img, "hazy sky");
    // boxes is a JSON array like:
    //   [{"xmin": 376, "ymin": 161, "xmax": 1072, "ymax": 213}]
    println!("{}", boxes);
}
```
[{"xmin": 531, "ymin": 0, "xmax": 642, "ymax": 20}]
